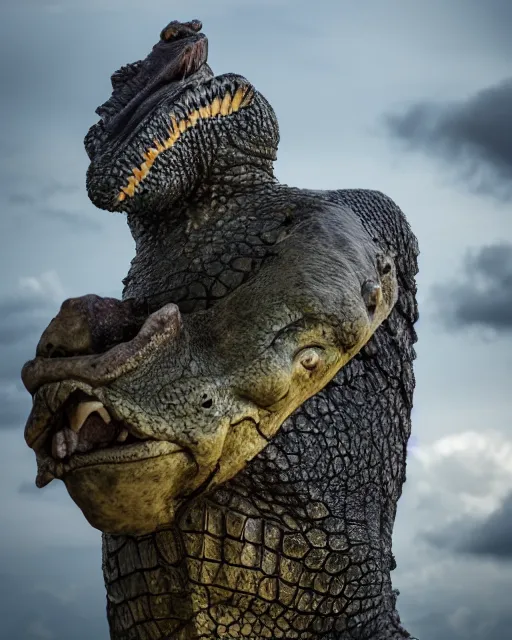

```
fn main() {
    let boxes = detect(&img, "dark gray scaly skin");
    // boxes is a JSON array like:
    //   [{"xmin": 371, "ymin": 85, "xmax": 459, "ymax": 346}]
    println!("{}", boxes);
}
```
[{"xmin": 22, "ymin": 20, "xmax": 419, "ymax": 640}]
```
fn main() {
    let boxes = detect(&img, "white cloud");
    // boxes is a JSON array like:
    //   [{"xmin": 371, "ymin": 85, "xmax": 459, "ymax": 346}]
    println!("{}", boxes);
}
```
[
  {"xmin": 394, "ymin": 430, "xmax": 512, "ymax": 636},
  {"xmin": 412, "ymin": 430, "xmax": 512, "ymax": 519}
]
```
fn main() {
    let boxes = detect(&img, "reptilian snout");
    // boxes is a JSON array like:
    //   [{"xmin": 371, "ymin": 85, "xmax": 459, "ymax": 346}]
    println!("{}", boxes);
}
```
[{"xmin": 22, "ymin": 298, "xmax": 181, "ymax": 394}]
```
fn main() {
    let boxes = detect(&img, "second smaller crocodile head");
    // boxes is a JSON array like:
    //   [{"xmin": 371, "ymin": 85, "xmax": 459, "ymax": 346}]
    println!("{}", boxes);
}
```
[{"xmin": 85, "ymin": 19, "xmax": 279, "ymax": 215}]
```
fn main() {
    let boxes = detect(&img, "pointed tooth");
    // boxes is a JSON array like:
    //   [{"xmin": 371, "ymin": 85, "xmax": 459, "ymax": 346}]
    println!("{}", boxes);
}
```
[
  {"xmin": 68, "ymin": 401, "xmax": 108, "ymax": 433},
  {"xmin": 199, "ymin": 105, "xmax": 211, "ymax": 118},
  {"xmin": 188, "ymin": 109, "xmax": 200, "ymax": 126},
  {"xmin": 220, "ymin": 91, "xmax": 232, "ymax": 116},
  {"xmin": 231, "ymin": 86, "xmax": 246, "ymax": 112},
  {"xmin": 210, "ymin": 96, "xmax": 221, "ymax": 117},
  {"xmin": 117, "ymin": 428, "xmax": 129, "ymax": 443},
  {"xmin": 97, "ymin": 406, "xmax": 111, "ymax": 424},
  {"xmin": 153, "ymin": 137, "xmax": 165, "ymax": 153},
  {"xmin": 122, "ymin": 183, "xmax": 135, "ymax": 197}
]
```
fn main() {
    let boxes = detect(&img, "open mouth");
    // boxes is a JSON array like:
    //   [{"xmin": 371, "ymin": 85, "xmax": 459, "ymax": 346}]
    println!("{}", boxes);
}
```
[
  {"xmin": 116, "ymin": 75, "xmax": 254, "ymax": 202},
  {"xmin": 47, "ymin": 389, "xmax": 145, "ymax": 458},
  {"xmin": 26, "ymin": 380, "xmax": 183, "ymax": 488},
  {"xmin": 85, "ymin": 18, "xmax": 260, "ymax": 214},
  {"xmin": 22, "ymin": 303, "xmax": 187, "ymax": 488}
]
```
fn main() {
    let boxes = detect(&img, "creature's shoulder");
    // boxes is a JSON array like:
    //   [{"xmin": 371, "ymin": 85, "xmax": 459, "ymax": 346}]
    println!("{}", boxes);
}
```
[
  {"xmin": 320, "ymin": 188, "xmax": 419, "ymax": 327},
  {"xmin": 276, "ymin": 185, "xmax": 419, "ymax": 325},
  {"xmin": 326, "ymin": 189, "xmax": 417, "ymax": 259},
  {"xmin": 292, "ymin": 187, "xmax": 417, "ymax": 257}
]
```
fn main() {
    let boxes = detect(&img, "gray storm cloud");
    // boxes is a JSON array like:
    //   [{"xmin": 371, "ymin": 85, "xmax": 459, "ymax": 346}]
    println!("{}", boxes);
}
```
[
  {"xmin": 431, "ymin": 243, "xmax": 512, "ymax": 333},
  {"xmin": 385, "ymin": 78, "xmax": 512, "ymax": 201},
  {"xmin": 426, "ymin": 492, "xmax": 512, "ymax": 561}
]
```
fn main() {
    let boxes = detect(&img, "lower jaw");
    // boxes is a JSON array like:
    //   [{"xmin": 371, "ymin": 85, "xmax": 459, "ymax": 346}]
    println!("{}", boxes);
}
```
[
  {"xmin": 61, "ymin": 446, "xmax": 197, "ymax": 535},
  {"xmin": 35, "ymin": 439, "xmax": 184, "ymax": 486},
  {"xmin": 63, "ymin": 439, "xmax": 183, "ymax": 471}
]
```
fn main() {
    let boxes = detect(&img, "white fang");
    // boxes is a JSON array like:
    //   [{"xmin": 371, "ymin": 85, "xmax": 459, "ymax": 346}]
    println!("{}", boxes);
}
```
[{"xmin": 68, "ymin": 401, "xmax": 111, "ymax": 433}]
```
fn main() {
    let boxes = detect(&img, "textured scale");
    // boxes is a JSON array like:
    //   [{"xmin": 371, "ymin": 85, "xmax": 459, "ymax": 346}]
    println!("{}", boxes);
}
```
[{"xmin": 102, "ymin": 185, "xmax": 418, "ymax": 639}]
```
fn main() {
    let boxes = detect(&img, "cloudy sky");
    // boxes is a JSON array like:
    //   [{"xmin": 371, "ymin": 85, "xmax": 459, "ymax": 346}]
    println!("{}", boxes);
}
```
[{"xmin": 1, "ymin": 1, "xmax": 511, "ymax": 638}]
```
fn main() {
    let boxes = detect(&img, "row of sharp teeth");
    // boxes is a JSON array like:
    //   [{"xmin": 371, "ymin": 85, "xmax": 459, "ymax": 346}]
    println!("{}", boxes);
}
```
[
  {"xmin": 117, "ymin": 84, "xmax": 254, "ymax": 201},
  {"xmin": 67, "ymin": 401, "xmax": 129, "ymax": 443}
]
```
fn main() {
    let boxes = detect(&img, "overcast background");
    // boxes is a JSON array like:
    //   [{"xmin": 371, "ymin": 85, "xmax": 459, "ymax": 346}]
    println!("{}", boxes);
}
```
[{"xmin": 1, "ymin": 1, "xmax": 511, "ymax": 639}]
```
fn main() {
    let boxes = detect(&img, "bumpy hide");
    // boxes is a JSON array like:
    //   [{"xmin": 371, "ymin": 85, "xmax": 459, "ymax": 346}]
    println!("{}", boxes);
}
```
[{"xmin": 23, "ymin": 18, "xmax": 419, "ymax": 640}]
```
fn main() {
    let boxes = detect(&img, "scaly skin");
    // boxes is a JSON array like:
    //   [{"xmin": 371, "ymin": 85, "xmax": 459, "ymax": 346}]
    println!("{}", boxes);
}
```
[
  {"xmin": 22, "ymin": 19, "xmax": 419, "ymax": 640},
  {"xmin": 100, "ymin": 188, "xmax": 417, "ymax": 640}
]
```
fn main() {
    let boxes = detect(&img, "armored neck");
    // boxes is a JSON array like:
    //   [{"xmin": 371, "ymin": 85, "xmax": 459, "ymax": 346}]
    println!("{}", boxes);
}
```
[{"xmin": 126, "ymin": 144, "xmax": 277, "ymax": 245}]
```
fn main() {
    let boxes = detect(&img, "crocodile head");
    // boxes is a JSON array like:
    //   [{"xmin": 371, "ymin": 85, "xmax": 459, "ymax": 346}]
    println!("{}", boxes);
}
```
[
  {"xmin": 85, "ymin": 19, "xmax": 279, "ymax": 215},
  {"xmin": 22, "ymin": 214, "xmax": 398, "ymax": 536}
]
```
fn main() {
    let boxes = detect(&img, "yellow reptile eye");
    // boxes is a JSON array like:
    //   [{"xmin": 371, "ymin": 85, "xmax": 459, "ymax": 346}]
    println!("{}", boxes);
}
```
[
  {"xmin": 298, "ymin": 348, "xmax": 321, "ymax": 371},
  {"xmin": 295, "ymin": 346, "xmax": 327, "ymax": 374}
]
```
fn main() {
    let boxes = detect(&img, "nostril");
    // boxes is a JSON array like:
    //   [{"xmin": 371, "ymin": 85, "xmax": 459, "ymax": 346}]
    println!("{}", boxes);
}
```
[
  {"xmin": 381, "ymin": 263, "xmax": 392, "ymax": 275},
  {"xmin": 362, "ymin": 280, "xmax": 382, "ymax": 316},
  {"xmin": 49, "ymin": 347, "xmax": 68, "ymax": 359},
  {"xmin": 201, "ymin": 394, "xmax": 213, "ymax": 409},
  {"xmin": 39, "ymin": 342, "xmax": 65, "ymax": 359},
  {"xmin": 38, "ymin": 341, "xmax": 77, "ymax": 359},
  {"xmin": 378, "ymin": 255, "xmax": 393, "ymax": 276},
  {"xmin": 160, "ymin": 19, "xmax": 203, "ymax": 42}
]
